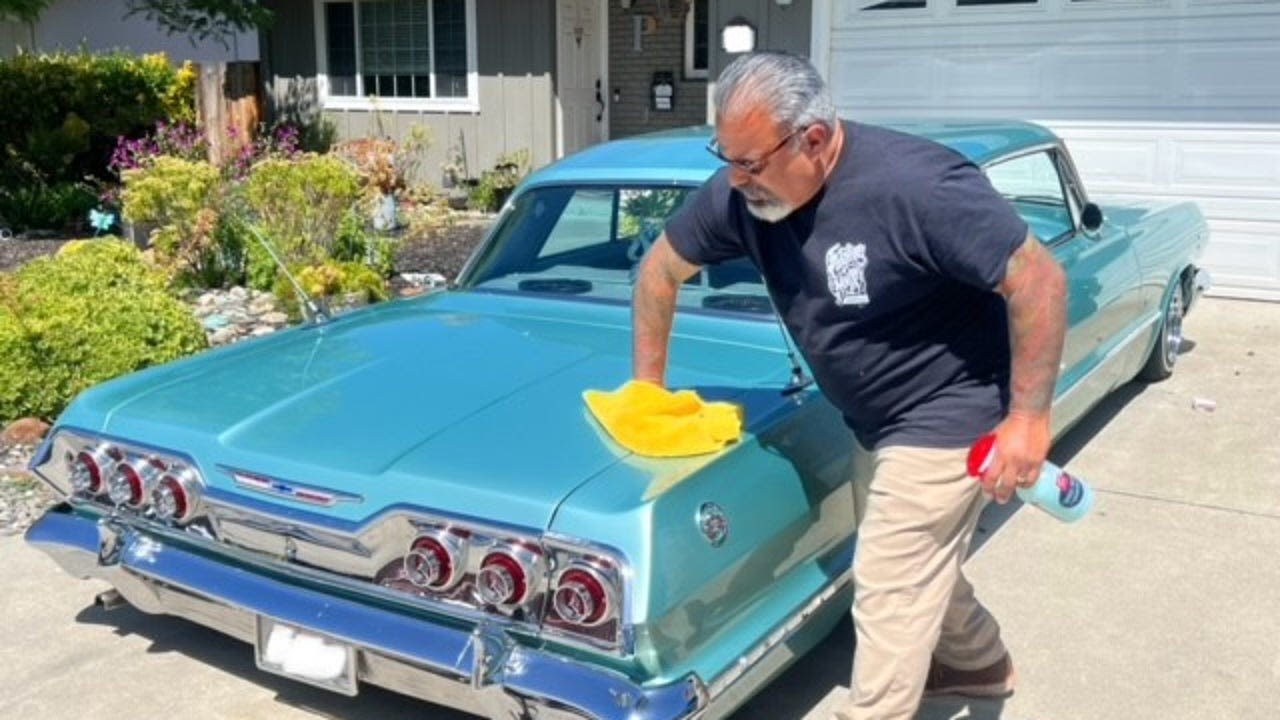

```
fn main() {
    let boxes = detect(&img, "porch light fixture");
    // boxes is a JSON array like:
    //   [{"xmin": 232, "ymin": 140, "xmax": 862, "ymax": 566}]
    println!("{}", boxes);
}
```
[
  {"xmin": 619, "ymin": 0, "xmax": 633, "ymax": 8},
  {"xmin": 721, "ymin": 17, "xmax": 756, "ymax": 54}
]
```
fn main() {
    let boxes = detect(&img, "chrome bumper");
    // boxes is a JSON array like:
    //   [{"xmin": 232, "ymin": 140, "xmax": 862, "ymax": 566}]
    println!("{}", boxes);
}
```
[
  {"xmin": 25, "ymin": 506, "xmax": 705, "ymax": 720},
  {"xmin": 1191, "ymin": 267, "xmax": 1212, "ymax": 309}
]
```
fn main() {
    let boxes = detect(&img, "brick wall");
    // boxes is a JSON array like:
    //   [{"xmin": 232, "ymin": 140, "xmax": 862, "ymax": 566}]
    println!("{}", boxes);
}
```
[{"xmin": 608, "ymin": 1, "xmax": 708, "ymax": 139}]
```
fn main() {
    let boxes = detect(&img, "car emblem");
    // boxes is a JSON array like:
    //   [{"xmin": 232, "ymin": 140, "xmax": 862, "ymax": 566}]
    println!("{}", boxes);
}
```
[
  {"xmin": 697, "ymin": 502, "xmax": 729, "ymax": 547},
  {"xmin": 223, "ymin": 468, "xmax": 363, "ymax": 506}
]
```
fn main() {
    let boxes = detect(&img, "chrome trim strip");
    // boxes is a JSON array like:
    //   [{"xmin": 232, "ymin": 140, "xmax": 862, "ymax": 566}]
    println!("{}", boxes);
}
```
[
  {"xmin": 1053, "ymin": 312, "xmax": 1160, "ymax": 415},
  {"xmin": 25, "ymin": 507, "xmax": 702, "ymax": 720},
  {"xmin": 704, "ymin": 571, "xmax": 853, "ymax": 702}
]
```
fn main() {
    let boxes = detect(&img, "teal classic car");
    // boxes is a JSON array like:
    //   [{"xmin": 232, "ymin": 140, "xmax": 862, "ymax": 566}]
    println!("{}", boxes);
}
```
[{"xmin": 27, "ymin": 121, "xmax": 1208, "ymax": 719}]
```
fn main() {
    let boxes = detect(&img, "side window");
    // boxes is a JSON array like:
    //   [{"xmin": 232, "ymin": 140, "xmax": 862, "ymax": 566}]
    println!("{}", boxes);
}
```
[{"xmin": 985, "ymin": 151, "xmax": 1074, "ymax": 242}]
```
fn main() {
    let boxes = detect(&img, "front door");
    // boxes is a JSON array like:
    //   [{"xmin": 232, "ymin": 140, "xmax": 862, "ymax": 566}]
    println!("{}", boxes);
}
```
[{"xmin": 556, "ymin": 0, "xmax": 605, "ymax": 158}]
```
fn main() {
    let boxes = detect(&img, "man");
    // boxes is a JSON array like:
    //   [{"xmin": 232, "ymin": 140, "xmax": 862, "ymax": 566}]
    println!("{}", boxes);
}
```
[{"xmin": 631, "ymin": 52, "xmax": 1068, "ymax": 718}]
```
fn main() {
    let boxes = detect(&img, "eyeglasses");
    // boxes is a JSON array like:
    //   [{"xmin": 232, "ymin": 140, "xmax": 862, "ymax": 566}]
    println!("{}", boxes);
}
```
[{"xmin": 706, "ymin": 126, "xmax": 806, "ymax": 175}]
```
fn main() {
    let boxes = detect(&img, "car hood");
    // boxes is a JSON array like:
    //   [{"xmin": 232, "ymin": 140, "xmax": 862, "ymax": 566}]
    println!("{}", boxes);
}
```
[{"xmin": 60, "ymin": 291, "xmax": 796, "ymax": 528}]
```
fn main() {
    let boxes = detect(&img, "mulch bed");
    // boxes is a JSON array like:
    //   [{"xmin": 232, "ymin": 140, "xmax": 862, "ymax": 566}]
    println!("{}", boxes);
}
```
[{"xmin": 0, "ymin": 239, "xmax": 71, "ymax": 274}]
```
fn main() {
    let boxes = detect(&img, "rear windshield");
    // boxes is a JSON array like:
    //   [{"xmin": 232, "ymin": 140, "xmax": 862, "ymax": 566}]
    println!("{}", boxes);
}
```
[{"xmin": 458, "ymin": 185, "xmax": 770, "ymax": 314}]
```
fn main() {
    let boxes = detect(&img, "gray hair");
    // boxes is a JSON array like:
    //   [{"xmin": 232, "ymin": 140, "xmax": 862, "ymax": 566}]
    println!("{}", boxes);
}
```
[{"xmin": 713, "ymin": 52, "xmax": 837, "ymax": 132}]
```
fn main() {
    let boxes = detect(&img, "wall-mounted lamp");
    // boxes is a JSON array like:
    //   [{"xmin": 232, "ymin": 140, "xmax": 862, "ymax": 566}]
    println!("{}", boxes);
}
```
[
  {"xmin": 619, "ymin": 0, "xmax": 633, "ymax": 9},
  {"xmin": 775, "ymin": 0, "xmax": 794, "ymax": 6},
  {"xmin": 721, "ymin": 17, "xmax": 757, "ymax": 54}
]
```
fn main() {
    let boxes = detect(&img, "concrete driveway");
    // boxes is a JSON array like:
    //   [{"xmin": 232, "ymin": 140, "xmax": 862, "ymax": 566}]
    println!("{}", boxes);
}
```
[{"xmin": 2, "ymin": 297, "xmax": 1277, "ymax": 720}]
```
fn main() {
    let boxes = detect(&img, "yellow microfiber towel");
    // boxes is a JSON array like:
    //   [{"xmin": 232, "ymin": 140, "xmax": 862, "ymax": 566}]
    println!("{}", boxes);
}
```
[{"xmin": 583, "ymin": 380, "xmax": 744, "ymax": 457}]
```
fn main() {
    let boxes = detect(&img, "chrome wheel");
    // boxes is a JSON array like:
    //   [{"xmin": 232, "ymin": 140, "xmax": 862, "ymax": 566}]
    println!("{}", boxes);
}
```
[
  {"xmin": 1162, "ymin": 283, "xmax": 1184, "ymax": 369},
  {"xmin": 1140, "ymin": 278, "xmax": 1186, "ymax": 382}
]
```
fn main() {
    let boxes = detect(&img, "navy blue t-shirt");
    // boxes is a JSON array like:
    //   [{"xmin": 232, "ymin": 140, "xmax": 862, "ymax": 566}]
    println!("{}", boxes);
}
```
[{"xmin": 665, "ymin": 121, "xmax": 1028, "ymax": 449}]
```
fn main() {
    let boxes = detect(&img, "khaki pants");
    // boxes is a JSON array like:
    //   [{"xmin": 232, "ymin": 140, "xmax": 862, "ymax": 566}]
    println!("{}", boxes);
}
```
[{"xmin": 835, "ymin": 443, "xmax": 1008, "ymax": 720}]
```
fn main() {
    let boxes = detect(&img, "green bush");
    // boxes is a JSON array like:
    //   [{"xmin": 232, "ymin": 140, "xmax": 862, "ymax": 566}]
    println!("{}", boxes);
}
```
[
  {"xmin": 119, "ymin": 156, "xmax": 230, "ymax": 283},
  {"xmin": 0, "ymin": 180, "xmax": 99, "ymax": 234},
  {"xmin": 272, "ymin": 260, "xmax": 389, "ymax": 321},
  {"xmin": 332, "ymin": 208, "xmax": 394, "ymax": 277},
  {"xmin": 244, "ymin": 154, "xmax": 362, "ymax": 268},
  {"xmin": 0, "ymin": 51, "xmax": 193, "ymax": 189},
  {"xmin": 469, "ymin": 149, "xmax": 529, "ymax": 212},
  {"xmin": 0, "ymin": 239, "xmax": 207, "ymax": 422}
]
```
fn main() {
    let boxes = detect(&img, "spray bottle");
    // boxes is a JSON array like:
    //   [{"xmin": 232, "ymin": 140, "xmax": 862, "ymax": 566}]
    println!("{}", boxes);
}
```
[{"xmin": 967, "ymin": 434, "xmax": 1095, "ymax": 523}]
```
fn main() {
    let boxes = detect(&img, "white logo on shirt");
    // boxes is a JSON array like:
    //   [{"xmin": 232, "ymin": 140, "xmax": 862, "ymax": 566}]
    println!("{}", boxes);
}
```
[{"xmin": 826, "ymin": 242, "xmax": 870, "ymax": 306}]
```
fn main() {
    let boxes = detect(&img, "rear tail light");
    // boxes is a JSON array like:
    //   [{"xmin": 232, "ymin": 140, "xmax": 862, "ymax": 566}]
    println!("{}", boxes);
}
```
[
  {"xmin": 107, "ymin": 461, "xmax": 155, "ymax": 508},
  {"xmin": 152, "ymin": 470, "xmax": 201, "ymax": 524},
  {"xmin": 69, "ymin": 445, "xmax": 114, "ymax": 495},
  {"xmin": 404, "ymin": 530, "xmax": 467, "ymax": 591},
  {"xmin": 552, "ymin": 566, "xmax": 611, "ymax": 627},
  {"xmin": 543, "ymin": 553, "xmax": 624, "ymax": 646},
  {"xmin": 477, "ymin": 547, "xmax": 539, "ymax": 607}
]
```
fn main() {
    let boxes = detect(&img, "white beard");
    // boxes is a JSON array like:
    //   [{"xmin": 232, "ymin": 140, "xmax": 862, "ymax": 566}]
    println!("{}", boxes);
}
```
[{"xmin": 745, "ymin": 198, "xmax": 794, "ymax": 223}]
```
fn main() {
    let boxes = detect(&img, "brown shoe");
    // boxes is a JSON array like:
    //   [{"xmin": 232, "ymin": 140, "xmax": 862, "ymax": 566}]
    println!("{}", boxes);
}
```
[{"xmin": 924, "ymin": 653, "xmax": 1016, "ymax": 698}]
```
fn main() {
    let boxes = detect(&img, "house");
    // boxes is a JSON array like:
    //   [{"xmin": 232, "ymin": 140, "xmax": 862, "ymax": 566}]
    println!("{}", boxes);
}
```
[
  {"xmin": 6, "ymin": 0, "xmax": 1276, "ymax": 299},
  {"xmin": 256, "ymin": 0, "xmax": 739, "ymax": 185},
  {"xmin": 258, "ymin": 0, "xmax": 1277, "ymax": 300}
]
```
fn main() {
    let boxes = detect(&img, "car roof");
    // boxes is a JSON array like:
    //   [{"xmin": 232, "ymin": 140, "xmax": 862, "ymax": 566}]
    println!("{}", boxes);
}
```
[{"xmin": 522, "ymin": 120, "xmax": 1058, "ymax": 188}]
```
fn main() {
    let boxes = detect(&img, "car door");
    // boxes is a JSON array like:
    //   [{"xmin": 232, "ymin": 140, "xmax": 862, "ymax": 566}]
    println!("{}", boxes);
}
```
[{"xmin": 984, "ymin": 146, "xmax": 1143, "ymax": 434}]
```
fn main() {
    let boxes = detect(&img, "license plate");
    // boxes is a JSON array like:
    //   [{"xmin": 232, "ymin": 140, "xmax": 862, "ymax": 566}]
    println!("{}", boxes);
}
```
[{"xmin": 255, "ymin": 617, "xmax": 358, "ymax": 696}]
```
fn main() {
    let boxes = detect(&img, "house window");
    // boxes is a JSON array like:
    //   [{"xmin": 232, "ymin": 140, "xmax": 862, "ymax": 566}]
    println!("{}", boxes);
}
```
[
  {"xmin": 318, "ymin": 0, "xmax": 476, "ymax": 108},
  {"xmin": 685, "ymin": 0, "xmax": 708, "ymax": 80},
  {"xmin": 858, "ymin": 0, "xmax": 927, "ymax": 9}
]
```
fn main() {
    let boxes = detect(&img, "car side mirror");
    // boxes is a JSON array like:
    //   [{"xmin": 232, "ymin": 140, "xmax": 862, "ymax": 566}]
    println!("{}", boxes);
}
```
[{"xmin": 1080, "ymin": 202, "xmax": 1104, "ymax": 233}]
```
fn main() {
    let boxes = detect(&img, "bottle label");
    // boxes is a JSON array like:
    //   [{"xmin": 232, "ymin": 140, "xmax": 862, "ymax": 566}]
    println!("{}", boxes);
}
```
[{"xmin": 1056, "ymin": 472, "xmax": 1085, "ymax": 508}]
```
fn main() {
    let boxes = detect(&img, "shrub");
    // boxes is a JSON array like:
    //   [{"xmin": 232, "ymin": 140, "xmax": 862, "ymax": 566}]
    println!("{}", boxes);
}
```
[
  {"xmin": 469, "ymin": 149, "xmax": 530, "ymax": 212},
  {"xmin": 108, "ymin": 120, "xmax": 210, "ymax": 176},
  {"xmin": 119, "ymin": 156, "xmax": 232, "ymax": 283},
  {"xmin": 244, "ymin": 154, "xmax": 362, "ymax": 266},
  {"xmin": 0, "ymin": 51, "xmax": 192, "ymax": 188},
  {"xmin": 0, "ymin": 179, "xmax": 98, "ymax": 234},
  {"xmin": 273, "ymin": 260, "xmax": 389, "ymax": 321},
  {"xmin": 0, "ymin": 239, "xmax": 207, "ymax": 422}
]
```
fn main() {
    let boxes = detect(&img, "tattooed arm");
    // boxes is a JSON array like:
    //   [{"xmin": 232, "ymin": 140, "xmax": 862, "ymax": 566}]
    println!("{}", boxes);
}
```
[
  {"xmin": 979, "ymin": 232, "xmax": 1068, "ymax": 503},
  {"xmin": 633, "ymin": 234, "xmax": 703, "ymax": 385}
]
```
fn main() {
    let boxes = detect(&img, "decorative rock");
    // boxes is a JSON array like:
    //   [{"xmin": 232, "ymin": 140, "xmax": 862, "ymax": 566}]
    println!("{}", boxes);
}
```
[
  {"xmin": 2, "ymin": 418, "xmax": 50, "ymax": 445},
  {"xmin": 400, "ymin": 272, "xmax": 447, "ymax": 289},
  {"xmin": 248, "ymin": 298, "xmax": 277, "ymax": 315},
  {"xmin": 0, "ymin": 441, "xmax": 56, "ymax": 535},
  {"xmin": 186, "ymin": 287, "xmax": 292, "ymax": 347},
  {"xmin": 202, "ymin": 313, "xmax": 231, "ymax": 330},
  {"xmin": 209, "ymin": 326, "xmax": 241, "ymax": 346}
]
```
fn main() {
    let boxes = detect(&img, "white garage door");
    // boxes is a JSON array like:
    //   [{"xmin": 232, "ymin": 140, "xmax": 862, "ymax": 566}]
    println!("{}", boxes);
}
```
[{"xmin": 814, "ymin": 0, "xmax": 1280, "ymax": 300}]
